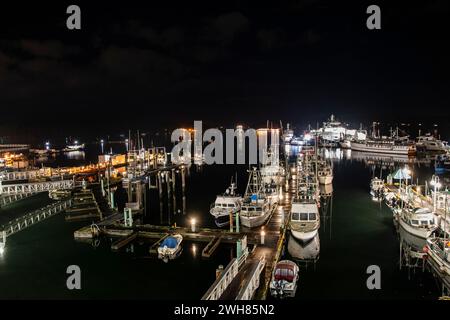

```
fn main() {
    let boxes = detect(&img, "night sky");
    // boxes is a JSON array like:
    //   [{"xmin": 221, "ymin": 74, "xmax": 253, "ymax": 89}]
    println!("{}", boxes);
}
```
[{"xmin": 0, "ymin": 1, "xmax": 449, "ymax": 142}]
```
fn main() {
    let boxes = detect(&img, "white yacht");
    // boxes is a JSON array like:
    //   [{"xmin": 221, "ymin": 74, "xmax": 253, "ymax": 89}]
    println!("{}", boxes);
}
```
[
  {"xmin": 416, "ymin": 134, "xmax": 447, "ymax": 153},
  {"xmin": 398, "ymin": 207, "xmax": 437, "ymax": 239},
  {"xmin": 240, "ymin": 168, "xmax": 273, "ymax": 228},
  {"xmin": 209, "ymin": 181, "xmax": 242, "ymax": 227}
]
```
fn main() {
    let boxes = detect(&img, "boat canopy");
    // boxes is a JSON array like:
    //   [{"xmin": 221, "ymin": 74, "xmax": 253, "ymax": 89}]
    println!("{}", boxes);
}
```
[
  {"xmin": 160, "ymin": 236, "xmax": 178, "ymax": 249},
  {"xmin": 274, "ymin": 262, "xmax": 296, "ymax": 282},
  {"xmin": 393, "ymin": 168, "xmax": 411, "ymax": 180}
]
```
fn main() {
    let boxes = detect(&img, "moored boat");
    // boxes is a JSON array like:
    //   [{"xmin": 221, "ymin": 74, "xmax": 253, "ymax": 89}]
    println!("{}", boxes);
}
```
[
  {"xmin": 158, "ymin": 234, "xmax": 183, "ymax": 262},
  {"xmin": 240, "ymin": 168, "xmax": 273, "ymax": 228},
  {"xmin": 209, "ymin": 181, "xmax": 242, "ymax": 227},
  {"xmin": 270, "ymin": 260, "xmax": 300, "ymax": 298},
  {"xmin": 398, "ymin": 207, "xmax": 437, "ymax": 239}
]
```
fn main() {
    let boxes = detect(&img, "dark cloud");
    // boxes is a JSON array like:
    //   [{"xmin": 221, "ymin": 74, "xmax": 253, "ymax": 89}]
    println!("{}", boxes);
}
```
[{"xmin": 0, "ymin": 1, "xmax": 449, "ymax": 141}]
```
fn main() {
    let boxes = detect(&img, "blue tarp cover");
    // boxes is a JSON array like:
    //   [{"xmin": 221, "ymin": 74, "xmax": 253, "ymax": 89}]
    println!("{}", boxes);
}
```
[
  {"xmin": 160, "ymin": 236, "xmax": 178, "ymax": 248},
  {"xmin": 251, "ymin": 194, "xmax": 258, "ymax": 201}
]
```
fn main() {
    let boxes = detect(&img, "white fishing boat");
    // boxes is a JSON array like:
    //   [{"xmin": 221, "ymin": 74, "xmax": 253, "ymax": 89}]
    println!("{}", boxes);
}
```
[
  {"xmin": 290, "ymin": 175, "xmax": 320, "ymax": 242},
  {"xmin": 317, "ymin": 159, "xmax": 333, "ymax": 185},
  {"xmin": 351, "ymin": 123, "xmax": 416, "ymax": 156},
  {"xmin": 370, "ymin": 177, "xmax": 384, "ymax": 200},
  {"xmin": 398, "ymin": 207, "xmax": 437, "ymax": 239},
  {"xmin": 209, "ymin": 181, "xmax": 242, "ymax": 227},
  {"xmin": 351, "ymin": 139, "xmax": 416, "ymax": 156},
  {"xmin": 269, "ymin": 260, "xmax": 300, "ymax": 298},
  {"xmin": 158, "ymin": 234, "xmax": 183, "ymax": 262},
  {"xmin": 425, "ymin": 237, "xmax": 450, "ymax": 280},
  {"xmin": 240, "ymin": 168, "xmax": 273, "ymax": 228},
  {"xmin": 416, "ymin": 134, "xmax": 447, "ymax": 153}
]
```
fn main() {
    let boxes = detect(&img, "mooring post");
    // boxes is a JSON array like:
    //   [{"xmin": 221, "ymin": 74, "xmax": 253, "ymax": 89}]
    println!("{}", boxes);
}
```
[
  {"xmin": 110, "ymin": 191, "xmax": 115, "ymax": 209},
  {"xmin": 229, "ymin": 211, "xmax": 234, "ymax": 232},
  {"xmin": 124, "ymin": 208, "xmax": 133, "ymax": 227},
  {"xmin": 236, "ymin": 239, "xmax": 242, "ymax": 259},
  {"xmin": 235, "ymin": 211, "xmax": 240, "ymax": 233},
  {"xmin": 100, "ymin": 176, "xmax": 105, "ymax": 197}
]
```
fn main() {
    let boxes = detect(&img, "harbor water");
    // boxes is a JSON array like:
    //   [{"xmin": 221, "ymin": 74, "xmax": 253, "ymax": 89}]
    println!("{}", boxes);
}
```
[{"xmin": 0, "ymin": 144, "xmax": 445, "ymax": 299}]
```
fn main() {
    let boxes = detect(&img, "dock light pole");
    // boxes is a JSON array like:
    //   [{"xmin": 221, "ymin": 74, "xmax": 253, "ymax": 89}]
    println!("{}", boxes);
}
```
[
  {"xmin": 260, "ymin": 229, "xmax": 266, "ymax": 245},
  {"xmin": 0, "ymin": 231, "xmax": 5, "ymax": 255},
  {"xmin": 190, "ymin": 218, "xmax": 196, "ymax": 233},
  {"xmin": 430, "ymin": 175, "xmax": 442, "ymax": 213},
  {"xmin": 235, "ymin": 211, "xmax": 240, "ymax": 233}
]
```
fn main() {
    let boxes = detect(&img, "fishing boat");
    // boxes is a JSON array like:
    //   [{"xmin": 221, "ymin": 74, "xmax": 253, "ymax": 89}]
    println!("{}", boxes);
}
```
[
  {"xmin": 398, "ymin": 207, "xmax": 437, "ymax": 239},
  {"xmin": 282, "ymin": 123, "xmax": 294, "ymax": 143},
  {"xmin": 317, "ymin": 159, "xmax": 333, "ymax": 185},
  {"xmin": 351, "ymin": 138, "xmax": 416, "ymax": 156},
  {"xmin": 158, "ymin": 234, "xmax": 183, "ymax": 262},
  {"xmin": 240, "ymin": 168, "xmax": 273, "ymax": 228},
  {"xmin": 425, "ymin": 237, "xmax": 450, "ymax": 280},
  {"xmin": 351, "ymin": 122, "xmax": 416, "ymax": 156},
  {"xmin": 269, "ymin": 260, "xmax": 300, "ymax": 298},
  {"xmin": 209, "ymin": 180, "xmax": 242, "ymax": 227},
  {"xmin": 370, "ymin": 177, "xmax": 384, "ymax": 201},
  {"xmin": 416, "ymin": 134, "xmax": 447, "ymax": 153},
  {"xmin": 290, "ymin": 174, "xmax": 320, "ymax": 242}
]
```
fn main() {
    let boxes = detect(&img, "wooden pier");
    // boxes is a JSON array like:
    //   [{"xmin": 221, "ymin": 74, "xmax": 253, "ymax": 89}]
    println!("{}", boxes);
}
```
[
  {"xmin": 0, "ymin": 199, "xmax": 72, "ymax": 238},
  {"xmin": 65, "ymin": 189, "xmax": 102, "ymax": 221},
  {"xmin": 73, "ymin": 176, "xmax": 292, "ymax": 301}
]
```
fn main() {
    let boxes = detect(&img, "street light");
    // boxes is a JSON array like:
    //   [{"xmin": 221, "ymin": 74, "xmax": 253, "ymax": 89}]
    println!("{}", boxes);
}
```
[
  {"xmin": 430, "ymin": 175, "xmax": 442, "ymax": 212},
  {"xmin": 260, "ymin": 229, "xmax": 266, "ymax": 245},
  {"xmin": 190, "ymin": 218, "xmax": 197, "ymax": 233}
]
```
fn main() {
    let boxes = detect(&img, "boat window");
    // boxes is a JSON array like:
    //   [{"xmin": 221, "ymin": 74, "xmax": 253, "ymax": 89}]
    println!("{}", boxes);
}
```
[
  {"xmin": 228, "ymin": 204, "xmax": 234, "ymax": 207},
  {"xmin": 256, "ymin": 207, "xmax": 262, "ymax": 211},
  {"xmin": 429, "ymin": 220, "xmax": 434, "ymax": 225},
  {"xmin": 309, "ymin": 213, "xmax": 317, "ymax": 220},
  {"xmin": 420, "ymin": 220, "xmax": 428, "ymax": 226},
  {"xmin": 300, "ymin": 213, "xmax": 308, "ymax": 220},
  {"xmin": 411, "ymin": 219, "xmax": 419, "ymax": 225},
  {"xmin": 292, "ymin": 212, "xmax": 300, "ymax": 220}
]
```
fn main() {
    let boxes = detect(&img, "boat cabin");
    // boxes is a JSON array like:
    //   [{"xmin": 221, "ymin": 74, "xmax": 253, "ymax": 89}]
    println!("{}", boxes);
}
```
[{"xmin": 408, "ymin": 208, "xmax": 436, "ymax": 228}]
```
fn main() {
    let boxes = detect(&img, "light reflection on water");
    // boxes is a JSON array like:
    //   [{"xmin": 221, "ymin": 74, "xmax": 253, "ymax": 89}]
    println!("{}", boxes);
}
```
[{"xmin": 0, "ymin": 143, "xmax": 447, "ymax": 299}]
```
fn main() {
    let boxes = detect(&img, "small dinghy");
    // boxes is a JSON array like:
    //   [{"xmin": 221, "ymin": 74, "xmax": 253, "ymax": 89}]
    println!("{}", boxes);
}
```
[
  {"xmin": 158, "ymin": 234, "xmax": 183, "ymax": 262},
  {"xmin": 270, "ymin": 260, "xmax": 299, "ymax": 298}
]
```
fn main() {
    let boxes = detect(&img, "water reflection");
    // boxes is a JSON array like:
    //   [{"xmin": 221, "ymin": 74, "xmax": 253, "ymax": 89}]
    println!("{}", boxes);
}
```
[{"xmin": 65, "ymin": 151, "xmax": 86, "ymax": 160}]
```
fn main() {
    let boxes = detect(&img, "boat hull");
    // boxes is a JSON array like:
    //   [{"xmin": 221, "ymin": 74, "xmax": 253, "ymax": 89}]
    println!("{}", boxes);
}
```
[
  {"xmin": 240, "ymin": 207, "xmax": 273, "ymax": 228},
  {"xmin": 351, "ymin": 142, "xmax": 414, "ymax": 156},
  {"xmin": 398, "ymin": 218, "xmax": 434, "ymax": 239},
  {"xmin": 318, "ymin": 175, "xmax": 333, "ymax": 185},
  {"xmin": 290, "ymin": 229, "xmax": 318, "ymax": 243}
]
